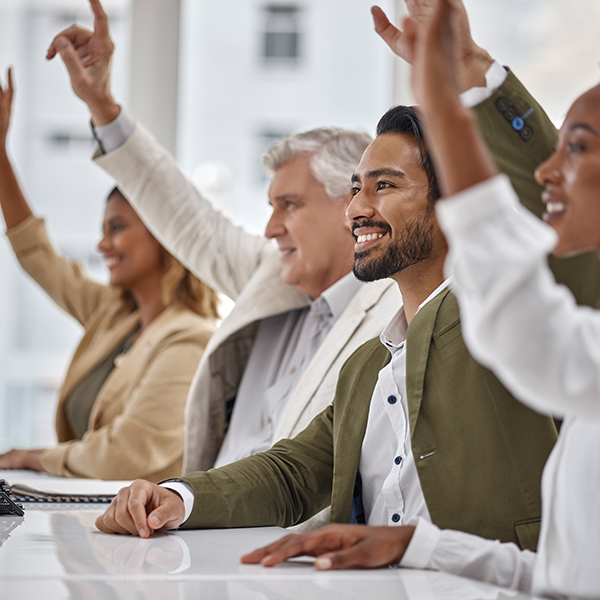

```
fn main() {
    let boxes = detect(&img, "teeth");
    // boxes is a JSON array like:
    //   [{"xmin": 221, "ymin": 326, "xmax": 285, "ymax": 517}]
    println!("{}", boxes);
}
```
[
  {"xmin": 105, "ymin": 257, "xmax": 121, "ymax": 267},
  {"xmin": 357, "ymin": 233, "xmax": 384, "ymax": 243},
  {"xmin": 546, "ymin": 202, "xmax": 567, "ymax": 214}
]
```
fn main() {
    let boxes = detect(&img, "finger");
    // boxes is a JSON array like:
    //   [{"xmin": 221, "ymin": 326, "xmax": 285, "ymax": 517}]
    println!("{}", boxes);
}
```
[
  {"xmin": 259, "ymin": 531, "xmax": 342, "ymax": 567},
  {"xmin": 51, "ymin": 36, "xmax": 87, "ymax": 84},
  {"xmin": 260, "ymin": 537, "xmax": 317, "ymax": 567},
  {"xmin": 371, "ymin": 5, "xmax": 396, "ymax": 38},
  {"xmin": 123, "ymin": 482, "xmax": 155, "ymax": 538},
  {"xmin": 7, "ymin": 67, "xmax": 14, "ymax": 100},
  {"xmin": 90, "ymin": 0, "xmax": 110, "ymax": 37},
  {"xmin": 371, "ymin": 5, "xmax": 405, "ymax": 57},
  {"xmin": 405, "ymin": 0, "xmax": 436, "ymax": 22},
  {"xmin": 146, "ymin": 498, "xmax": 185, "ymax": 533},
  {"xmin": 241, "ymin": 545, "xmax": 274, "ymax": 564},
  {"xmin": 46, "ymin": 26, "xmax": 92, "ymax": 59},
  {"xmin": 241, "ymin": 532, "xmax": 311, "ymax": 565},
  {"xmin": 95, "ymin": 506, "xmax": 134, "ymax": 536},
  {"xmin": 240, "ymin": 534, "xmax": 292, "ymax": 564},
  {"xmin": 315, "ymin": 543, "xmax": 375, "ymax": 570}
]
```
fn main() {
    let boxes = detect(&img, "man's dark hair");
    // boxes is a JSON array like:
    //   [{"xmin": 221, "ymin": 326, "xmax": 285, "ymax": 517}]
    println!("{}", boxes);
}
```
[{"xmin": 376, "ymin": 105, "xmax": 441, "ymax": 203}]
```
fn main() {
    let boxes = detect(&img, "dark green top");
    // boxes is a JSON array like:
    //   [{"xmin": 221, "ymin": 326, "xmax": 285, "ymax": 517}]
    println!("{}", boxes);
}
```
[{"xmin": 66, "ymin": 330, "xmax": 136, "ymax": 439}]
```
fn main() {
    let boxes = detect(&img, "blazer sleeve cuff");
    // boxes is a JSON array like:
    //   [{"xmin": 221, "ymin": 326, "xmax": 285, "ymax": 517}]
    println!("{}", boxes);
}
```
[{"xmin": 39, "ymin": 443, "xmax": 73, "ymax": 477}]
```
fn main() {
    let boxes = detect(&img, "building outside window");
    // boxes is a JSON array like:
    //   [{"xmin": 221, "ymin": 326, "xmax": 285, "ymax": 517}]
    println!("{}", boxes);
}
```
[{"xmin": 262, "ymin": 4, "xmax": 302, "ymax": 67}]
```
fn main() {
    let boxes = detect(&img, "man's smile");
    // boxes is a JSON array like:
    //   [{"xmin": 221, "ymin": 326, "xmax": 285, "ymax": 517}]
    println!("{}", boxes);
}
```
[{"xmin": 352, "ymin": 222, "xmax": 390, "ymax": 251}]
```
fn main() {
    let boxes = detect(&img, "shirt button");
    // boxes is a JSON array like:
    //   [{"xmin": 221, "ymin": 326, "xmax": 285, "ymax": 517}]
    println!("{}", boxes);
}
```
[
  {"xmin": 391, "ymin": 513, "xmax": 400, "ymax": 523},
  {"xmin": 394, "ymin": 456, "xmax": 402, "ymax": 465},
  {"xmin": 289, "ymin": 366, "xmax": 296, "ymax": 374},
  {"xmin": 387, "ymin": 395, "xmax": 397, "ymax": 405}
]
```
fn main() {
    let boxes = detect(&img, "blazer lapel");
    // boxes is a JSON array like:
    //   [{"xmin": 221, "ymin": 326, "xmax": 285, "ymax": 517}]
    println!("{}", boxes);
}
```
[
  {"xmin": 405, "ymin": 287, "xmax": 451, "ymax": 437},
  {"xmin": 205, "ymin": 250, "xmax": 308, "ymax": 357},
  {"xmin": 60, "ymin": 309, "xmax": 140, "ymax": 402},
  {"xmin": 277, "ymin": 280, "xmax": 395, "ymax": 437}
]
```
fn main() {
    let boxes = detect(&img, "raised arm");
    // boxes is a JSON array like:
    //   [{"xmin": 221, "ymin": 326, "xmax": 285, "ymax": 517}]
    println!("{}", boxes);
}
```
[
  {"xmin": 0, "ymin": 69, "xmax": 109, "ymax": 323},
  {"xmin": 0, "ymin": 69, "xmax": 33, "ymax": 229},
  {"xmin": 47, "ymin": 0, "xmax": 272, "ymax": 299},
  {"xmin": 408, "ymin": 0, "xmax": 600, "ymax": 420}
]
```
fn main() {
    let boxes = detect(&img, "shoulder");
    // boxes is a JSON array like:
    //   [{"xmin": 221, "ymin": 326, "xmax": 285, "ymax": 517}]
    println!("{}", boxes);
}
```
[
  {"xmin": 336, "ymin": 337, "xmax": 390, "ymax": 392},
  {"xmin": 408, "ymin": 288, "xmax": 459, "ymax": 336},
  {"xmin": 345, "ymin": 336, "xmax": 389, "ymax": 365},
  {"xmin": 150, "ymin": 306, "xmax": 217, "ymax": 346}
]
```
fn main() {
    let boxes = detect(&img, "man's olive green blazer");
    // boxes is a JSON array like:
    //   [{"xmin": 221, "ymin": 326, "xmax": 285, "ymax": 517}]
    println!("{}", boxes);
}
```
[{"xmin": 179, "ymin": 71, "xmax": 600, "ymax": 551}]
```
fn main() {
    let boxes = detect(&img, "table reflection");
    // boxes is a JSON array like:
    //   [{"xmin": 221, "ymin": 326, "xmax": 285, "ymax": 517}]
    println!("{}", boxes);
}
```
[
  {"xmin": 0, "ymin": 515, "xmax": 24, "ymax": 547},
  {"xmin": 45, "ymin": 513, "xmax": 533, "ymax": 600}
]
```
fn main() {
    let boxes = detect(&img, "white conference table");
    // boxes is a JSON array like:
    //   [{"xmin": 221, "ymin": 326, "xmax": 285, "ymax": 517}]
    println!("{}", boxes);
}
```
[{"xmin": 0, "ymin": 470, "xmax": 542, "ymax": 600}]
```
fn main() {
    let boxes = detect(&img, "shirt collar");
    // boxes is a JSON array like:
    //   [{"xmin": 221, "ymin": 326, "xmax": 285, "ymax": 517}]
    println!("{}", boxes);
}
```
[
  {"xmin": 309, "ymin": 272, "xmax": 362, "ymax": 321},
  {"xmin": 380, "ymin": 278, "xmax": 451, "ymax": 354}
]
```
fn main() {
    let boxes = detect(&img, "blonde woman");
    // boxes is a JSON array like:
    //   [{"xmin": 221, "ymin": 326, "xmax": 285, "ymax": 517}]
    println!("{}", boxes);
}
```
[{"xmin": 0, "ymin": 69, "xmax": 219, "ymax": 481}]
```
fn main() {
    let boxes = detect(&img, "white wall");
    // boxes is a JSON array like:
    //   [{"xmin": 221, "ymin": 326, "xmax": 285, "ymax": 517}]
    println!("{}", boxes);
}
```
[{"xmin": 0, "ymin": 0, "xmax": 132, "ymax": 451}]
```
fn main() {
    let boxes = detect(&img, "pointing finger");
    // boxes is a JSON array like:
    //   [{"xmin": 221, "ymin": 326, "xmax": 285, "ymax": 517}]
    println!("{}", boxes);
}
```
[{"xmin": 89, "ymin": 0, "xmax": 110, "ymax": 37}]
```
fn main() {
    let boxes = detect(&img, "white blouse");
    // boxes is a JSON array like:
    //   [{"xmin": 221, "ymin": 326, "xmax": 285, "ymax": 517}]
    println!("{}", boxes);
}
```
[{"xmin": 400, "ymin": 174, "xmax": 600, "ymax": 600}]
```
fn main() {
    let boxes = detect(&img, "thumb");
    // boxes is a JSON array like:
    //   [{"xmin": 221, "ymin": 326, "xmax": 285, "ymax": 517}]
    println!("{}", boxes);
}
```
[
  {"xmin": 147, "ymin": 502, "xmax": 183, "ymax": 531},
  {"xmin": 54, "ymin": 36, "xmax": 86, "ymax": 85}
]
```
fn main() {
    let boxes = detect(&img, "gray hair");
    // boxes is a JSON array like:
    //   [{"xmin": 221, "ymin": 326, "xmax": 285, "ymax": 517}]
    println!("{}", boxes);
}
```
[{"xmin": 262, "ymin": 128, "xmax": 373, "ymax": 200}]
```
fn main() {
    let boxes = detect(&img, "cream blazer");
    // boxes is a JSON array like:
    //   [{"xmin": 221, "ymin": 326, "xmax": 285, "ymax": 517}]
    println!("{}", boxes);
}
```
[
  {"xmin": 7, "ymin": 216, "xmax": 215, "ymax": 481},
  {"xmin": 95, "ymin": 123, "xmax": 402, "ymax": 473}
]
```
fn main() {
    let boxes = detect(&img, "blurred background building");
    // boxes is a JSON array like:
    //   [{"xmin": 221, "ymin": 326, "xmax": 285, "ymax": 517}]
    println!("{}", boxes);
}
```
[{"xmin": 0, "ymin": 0, "xmax": 598, "ymax": 453}]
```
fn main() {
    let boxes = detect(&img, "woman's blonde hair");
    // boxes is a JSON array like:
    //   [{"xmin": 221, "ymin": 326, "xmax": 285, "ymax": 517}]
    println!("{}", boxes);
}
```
[{"xmin": 160, "ymin": 251, "xmax": 219, "ymax": 319}]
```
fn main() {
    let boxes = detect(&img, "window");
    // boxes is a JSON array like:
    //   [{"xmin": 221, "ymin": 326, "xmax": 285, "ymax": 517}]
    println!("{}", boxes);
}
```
[
  {"xmin": 257, "ymin": 128, "xmax": 293, "ymax": 181},
  {"xmin": 262, "ymin": 5, "xmax": 302, "ymax": 66}
]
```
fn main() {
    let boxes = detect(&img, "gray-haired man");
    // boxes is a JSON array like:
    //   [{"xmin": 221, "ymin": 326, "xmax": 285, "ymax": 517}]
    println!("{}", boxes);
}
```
[{"xmin": 48, "ymin": 0, "xmax": 400, "ymax": 475}]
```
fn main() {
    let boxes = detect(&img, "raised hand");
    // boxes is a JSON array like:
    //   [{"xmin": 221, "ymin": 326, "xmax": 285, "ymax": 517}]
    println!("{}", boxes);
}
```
[
  {"xmin": 95, "ymin": 480, "xmax": 186, "ymax": 538},
  {"xmin": 46, "ymin": 0, "xmax": 119, "ymax": 125},
  {"xmin": 241, "ymin": 524, "xmax": 415, "ymax": 570},
  {"xmin": 372, "ymin": 0, "xmax": 492, "ymax": 93},
  {"xmin": 0, "ymin": 68, "xmax": 14, "ymax": 152},
  {"xmin": 408, "ymin": 0, "xmax": 461, "ymax": 113},
  {"xmin": 409, "ymin": 0, "xmax": 498, "ymax": 196}
]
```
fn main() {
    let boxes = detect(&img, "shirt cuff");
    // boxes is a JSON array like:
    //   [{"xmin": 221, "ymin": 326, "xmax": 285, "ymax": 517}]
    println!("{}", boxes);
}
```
[
  {"xmin": 92, "ymin": 107, "xmax": 135, "ymax": 154},
  {"xmin": 159, "ymin": 480, "xmax": 195, "ymax": 525},
  {"xmin": 460, "ymin": 61, "xmax": 507, "ymax": 109},
  {"xmin": 436, "ymin": 173, "xmax": 557, "ymax": 250},
  {"xmin": 436, "ymin": 174, "xmax": 517, "ymax": 234},
  {"xmin": 400, "ymin": 518, "xmax": 442, "ymax": 570}
]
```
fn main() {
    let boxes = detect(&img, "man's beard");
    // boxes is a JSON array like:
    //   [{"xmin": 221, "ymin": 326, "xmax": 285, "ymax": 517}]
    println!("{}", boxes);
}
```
[{"xmin": 353, "ymin": 216, "xmax": 435, "ymax": 282}]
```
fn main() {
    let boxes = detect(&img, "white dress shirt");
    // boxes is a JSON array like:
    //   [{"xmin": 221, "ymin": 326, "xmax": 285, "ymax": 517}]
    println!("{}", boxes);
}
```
[
  {"xmin": 215, "ymin": 272, "xmax": 361, "ymax": 467},
  {"xmin": 360, "ymin": 281, "xmax": 450, "ymax": 527},
  {"xmin": 402, "ymin": 174, "xmax": 600, "ymax": 600}
]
